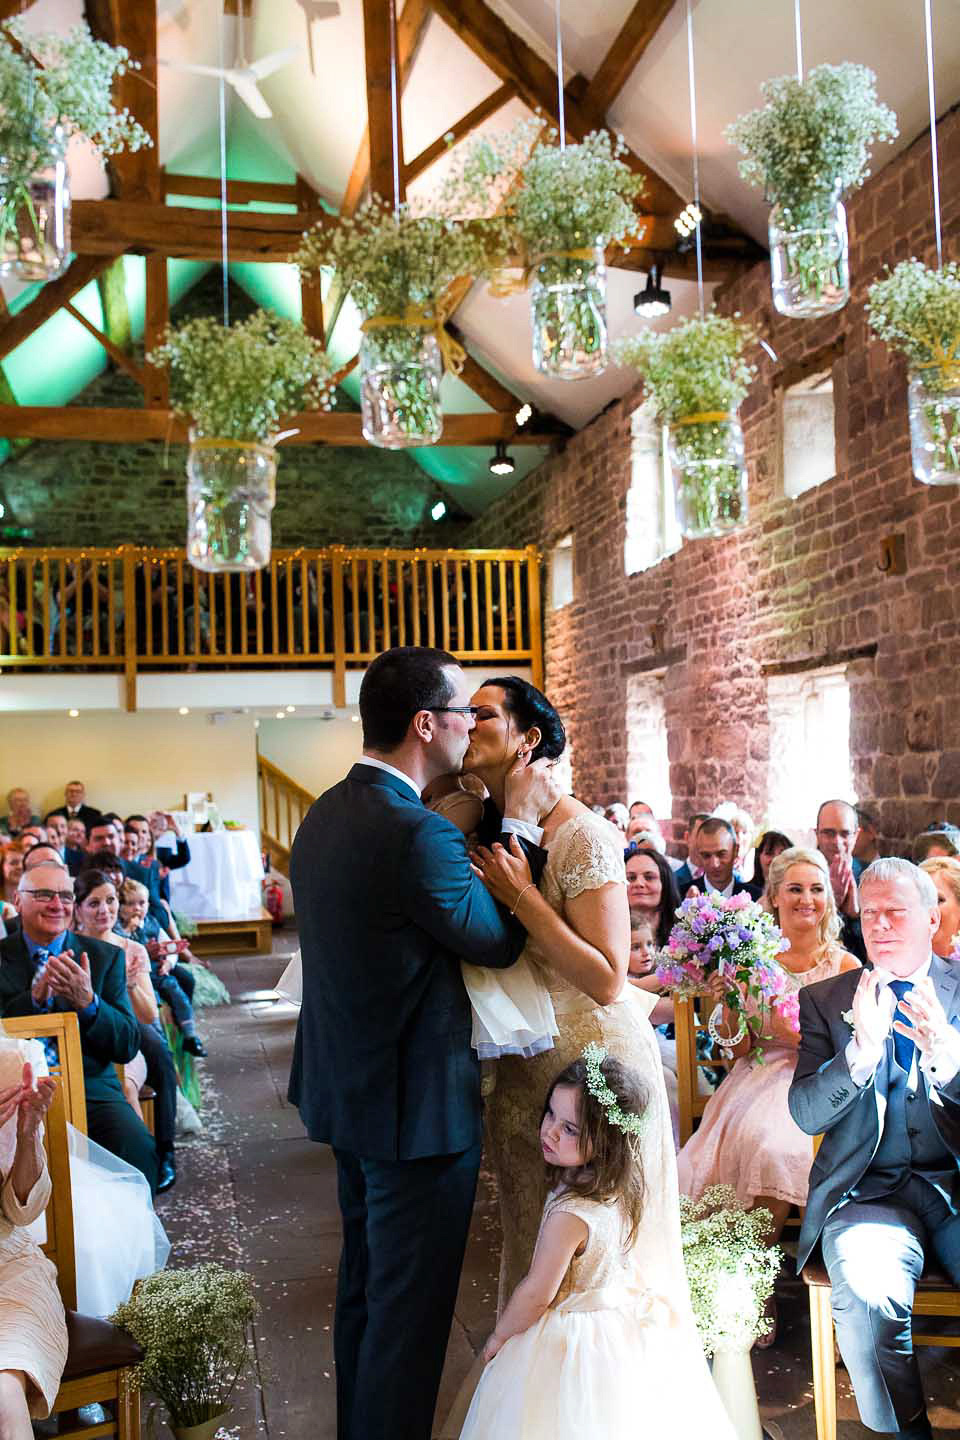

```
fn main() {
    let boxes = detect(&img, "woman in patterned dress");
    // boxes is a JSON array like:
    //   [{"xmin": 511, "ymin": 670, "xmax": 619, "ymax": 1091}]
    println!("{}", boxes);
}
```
[{"xmin": 466, "ymin": 679, "xmax": 672, "ymax": 1309}]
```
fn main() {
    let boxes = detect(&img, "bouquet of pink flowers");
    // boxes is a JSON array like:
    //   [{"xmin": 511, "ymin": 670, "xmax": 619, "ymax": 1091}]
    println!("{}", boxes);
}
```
[{"xmin": 656, "ymin": 890, "xmax": 799, "ymax": 1047}]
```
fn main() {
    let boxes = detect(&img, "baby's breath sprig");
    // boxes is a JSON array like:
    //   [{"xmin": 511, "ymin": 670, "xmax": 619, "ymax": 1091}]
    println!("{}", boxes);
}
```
[
  {"xmin": 616, "ymin": 313, "xmax": 757, "ymax": 425},
  {"xmin": 581, "ymin": 1042, "xmax": 648, "ymax": 1141},
  {"xmin": 679, "ymin": 1185, "xmax": 782, "ymax": 1355},
  {"xmin": 866, "ymin": 258, "xmax": 960, "ymax": 384}
]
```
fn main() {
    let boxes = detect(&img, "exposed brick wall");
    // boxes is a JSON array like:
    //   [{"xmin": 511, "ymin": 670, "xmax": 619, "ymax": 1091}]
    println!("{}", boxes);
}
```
[{"xmin": 465, "ymin": 107, "xmax": 960, "ymax": 853}]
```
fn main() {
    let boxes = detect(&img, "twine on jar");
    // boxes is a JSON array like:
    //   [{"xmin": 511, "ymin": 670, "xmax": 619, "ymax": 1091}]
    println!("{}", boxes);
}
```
[
  {"xmin": 914, "ymin": 338, "xmax": 960, "ymax": 388},
  {"xmin": 488, "ymin": 245, "xmax": 599, "ymax": 299},
  {"xmin": 670, "ymin": 410, "xmax": 735, "ymax": 429},
  {"xmin": 360, "ymin": 304, "xmax": 466, "ymax": 376}
]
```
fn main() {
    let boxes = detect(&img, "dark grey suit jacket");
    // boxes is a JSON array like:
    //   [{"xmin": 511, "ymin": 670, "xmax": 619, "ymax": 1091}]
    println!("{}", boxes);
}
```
[
  {"xmin": 789, "ymin": 957, "xmax": 960, "ymax": 1267},
  {"xmin": 288, "ymin": 763, "xmax": 539, "ymax": 1162}
]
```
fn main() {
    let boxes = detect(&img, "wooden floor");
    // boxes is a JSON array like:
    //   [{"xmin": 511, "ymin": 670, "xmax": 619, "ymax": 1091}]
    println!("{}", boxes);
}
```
[{"xmin": 155, "ymin": 937, "xmax": 960, "ymax": 1440}]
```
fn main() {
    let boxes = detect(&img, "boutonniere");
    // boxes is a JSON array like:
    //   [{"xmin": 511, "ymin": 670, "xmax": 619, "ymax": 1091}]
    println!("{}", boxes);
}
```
[{"xmin": 840, "ymin": 1009, "xmax": 855, "ymax": 1034}]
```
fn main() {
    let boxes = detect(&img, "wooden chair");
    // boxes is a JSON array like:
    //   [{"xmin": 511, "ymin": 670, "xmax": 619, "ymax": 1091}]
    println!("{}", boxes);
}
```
[
  {"xmin": 673, "ymin": 993, "xmax": 731, "ymax": 1145},
  {"xmin": 3, "ymin": 1013, "xmax": 144, "ymax": 1439},
  {"xmin": 114, "ymin": 1063, "xmax": 156, "ymax": 1136},
  {"xmin": 802, "ymin": 1133, "xmax": 960, "ymax": 1440}
]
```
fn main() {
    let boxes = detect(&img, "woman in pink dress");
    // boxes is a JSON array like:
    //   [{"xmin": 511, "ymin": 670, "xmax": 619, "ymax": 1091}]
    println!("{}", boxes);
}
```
[{"xmin": 676, "ymin": 846, "xmax": 860, "ymax": 1239}]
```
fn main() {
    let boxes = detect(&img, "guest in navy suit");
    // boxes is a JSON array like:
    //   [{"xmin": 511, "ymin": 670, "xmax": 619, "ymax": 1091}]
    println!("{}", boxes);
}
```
[{"xmin": 289, "ymin": 646, "xmax": 555, "ymax": 1440}]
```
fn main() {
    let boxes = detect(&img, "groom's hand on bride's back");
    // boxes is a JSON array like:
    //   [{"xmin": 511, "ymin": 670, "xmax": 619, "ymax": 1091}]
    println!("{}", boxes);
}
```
[{"xmin": 504, "ymin": 754, "xmax": 562, "ymax": 824}]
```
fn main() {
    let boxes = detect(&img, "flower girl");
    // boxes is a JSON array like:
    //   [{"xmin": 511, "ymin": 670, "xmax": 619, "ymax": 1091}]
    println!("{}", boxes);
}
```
[{"xmin": 448, "ymin": 1046, "xmax": 738, "ymax": 1438}]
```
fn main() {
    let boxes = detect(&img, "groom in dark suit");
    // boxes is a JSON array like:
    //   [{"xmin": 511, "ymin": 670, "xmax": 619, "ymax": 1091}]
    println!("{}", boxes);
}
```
[
  {"xmin": 289, "ymin": 646, "xmax": 554, "ymax": 1440},
  {"xmin": 790, "ymin": 858, "xmax": 960, "ymax": 1439}
]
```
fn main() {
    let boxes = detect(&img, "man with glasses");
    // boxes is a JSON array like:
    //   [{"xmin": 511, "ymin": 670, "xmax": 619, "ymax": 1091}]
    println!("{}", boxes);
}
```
[
  {"xmin": 0, "ymin": 862, "xmax": 158, "ymax": 1192},
  {"xmin": 816, "ymin": 798, "xmax": 867, "ymax": 962}
]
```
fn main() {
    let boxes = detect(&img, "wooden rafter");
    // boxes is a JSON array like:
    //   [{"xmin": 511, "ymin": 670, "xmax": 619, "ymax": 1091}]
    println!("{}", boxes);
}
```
[
  {"xmin": 162, "ymin": 173, "xmax": 301, "ymax": 207},
  {"xmin": 0, "ymin": 406, "xmax": 559, "ymax": 447},
  {"xmin": 363, "ymin": 0, "xmax": 406, "ymax": 205},
  {"xmin": 71, "ymin": 199, "xmax": 330, "ymax": 262},
  {"xmin": 404, "ymin": 82, "xmax": 515, "ymax": 186},
  {"xmin": 582, "ymin": 0, "xmax": 675, "ymax": 116},
  {"xmin": 84, "ymin": 1, "xmax": 161, "ymax": 202},
  {"xmin": 0, "ymin": 256, "xmax": 117, "ymax": 364},
  {"xmin": 62, "ymin": 302, "xmax": 146, "ymax": 388}
]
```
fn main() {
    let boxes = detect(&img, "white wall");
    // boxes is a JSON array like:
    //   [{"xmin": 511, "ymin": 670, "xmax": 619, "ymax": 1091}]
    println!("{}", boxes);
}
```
[
  {"xmin": 0, "ymin": 712, "xmax": 260, "ymax": 833},
  {"xmin": 257, "ymin": 716, "xmax": 363, "ymax": 799}
]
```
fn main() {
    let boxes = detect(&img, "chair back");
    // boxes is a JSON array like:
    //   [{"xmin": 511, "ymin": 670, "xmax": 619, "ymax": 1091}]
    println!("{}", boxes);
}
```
[
  {"xmin": 1, "ymin": 1012, "xmax": 80, "ymax": 1310},
  {"xmin": 673, "ymin": 993, "xmax": 732, "ymax": 1145}
]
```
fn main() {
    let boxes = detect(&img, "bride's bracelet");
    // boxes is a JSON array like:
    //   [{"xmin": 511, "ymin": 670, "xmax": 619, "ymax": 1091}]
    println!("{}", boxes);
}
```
[
  {"xmin": 707, "ymin": 1003, "xmax": 747, "ymax": 1056},
  {"xmin": 511, "ymin": 882, "xmax": 536, "ymax": 916}
]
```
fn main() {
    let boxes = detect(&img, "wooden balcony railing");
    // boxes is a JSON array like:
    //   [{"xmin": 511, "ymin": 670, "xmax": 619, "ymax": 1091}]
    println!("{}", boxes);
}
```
[
  {"xmin": 258, "ymin": 753, "xmax": 315, "ymax": 873},
  {"xmin": 0, "ymin": 544, "xmax": 543, "ymax": 709}
]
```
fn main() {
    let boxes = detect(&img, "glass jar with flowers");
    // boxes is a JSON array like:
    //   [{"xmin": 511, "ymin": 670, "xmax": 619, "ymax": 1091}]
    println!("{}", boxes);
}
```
[
  {"xmin": 616, "ymin": 315, "xmax": 756, "ymax": 540},
  {"xmin": 148, "ymin": 311, "xmax": 334, "ymax": 573},
  {"xmin": 298, "ymin": 200, "xmax": 488, "ymax": 449},
  {"xmin": 867, "ymin": 258, "xmax": 960, "ymax": 486},
  {"xmin": 0, "ymin": 20, "xmax": 150, "ymax": 281},
  {"xmin": 726, "ymin": 63, "xmax": 897, "ymax": 319}
]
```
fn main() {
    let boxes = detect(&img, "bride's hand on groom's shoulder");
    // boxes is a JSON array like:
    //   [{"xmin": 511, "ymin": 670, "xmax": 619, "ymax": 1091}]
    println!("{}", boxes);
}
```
[
  {"xmin": 472, "ymin": 834, "xmax": 533, "ymax": 909},
  {"xmin": 504, "ymin": 752, "xmax": 562, "ymax": 824}
]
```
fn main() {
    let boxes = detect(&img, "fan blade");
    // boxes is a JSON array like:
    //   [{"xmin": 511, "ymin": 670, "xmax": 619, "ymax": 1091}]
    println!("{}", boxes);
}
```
[
  {"xmin": 158, "ymin": 58, "xmax": 229, "ymax": 79},
  {"xmin": 246, "ymin": 46, "xmax": 300, "ymax": 81},
  {"xmin": 229, "ymin": 75, "xmax": 274, "ymax": 120}
]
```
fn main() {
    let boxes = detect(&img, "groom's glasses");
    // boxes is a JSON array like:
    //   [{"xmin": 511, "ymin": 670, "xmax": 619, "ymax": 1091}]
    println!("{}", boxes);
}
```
[{"xmin": 428, "ymin": 705, "xmax": 480, "ymax": 716}]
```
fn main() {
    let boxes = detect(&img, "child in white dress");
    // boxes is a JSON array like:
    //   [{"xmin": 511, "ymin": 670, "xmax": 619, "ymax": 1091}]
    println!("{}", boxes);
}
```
[{"xmin": 449, "ymin": 1046, "xmax": 738, "ymax": 1439}]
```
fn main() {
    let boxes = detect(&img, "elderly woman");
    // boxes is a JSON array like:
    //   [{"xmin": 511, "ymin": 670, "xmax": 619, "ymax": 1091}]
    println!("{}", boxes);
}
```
[
  {"xmin": 0, "ymin": 1055, "xmax": 68, "ymax": 1436},
  {"xmin": 677, "ymin": 847, "xmax": 860, "ymax": 1239},
  {"xmin": 919, "ymin": 855, "xmax": 960, "ymax": 960}
]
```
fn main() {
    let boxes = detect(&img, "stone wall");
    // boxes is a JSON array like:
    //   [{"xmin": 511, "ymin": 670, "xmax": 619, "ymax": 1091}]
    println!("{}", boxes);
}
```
[
  {"xmin": 0, "ymin": 275, "xmax": 468, "ymax": 551},
  {"xmin": 465, "ymin": 107, "xmax": 960, "ymax": 851}
]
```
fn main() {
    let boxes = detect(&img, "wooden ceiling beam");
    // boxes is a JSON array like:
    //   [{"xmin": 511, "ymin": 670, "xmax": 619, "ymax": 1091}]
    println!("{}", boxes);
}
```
[
  {"xmin": 62, "ymin": 302, "xmax": 146, "ymax": 388},
  {"xmin": 582, "ymin": 0, "xmax": 675, "ymax": 116},
  {"xmin": 71, "ymin": 199, "xmax": 330, "ymax": 262},
  {"xmin": 0, "ymin": 406, "xmax": 558, "ymax": 446},
  {"xmin": 403, "ymin": 82, "xmax": 515, "ymax": 186},
  {"xmin": 362, "ymin": 0, "xmax": 406, "ymax": 205},
  {"xmin": 162, "ymin": 173, "xmax": 301, "ymax": 207},
  {"xmin": 0, "ymin": 256, "xmax": 117, "ymax": 363},
  {"xmin": 84, "ymin": 1, "xmax": 161, "ymax": 202}
]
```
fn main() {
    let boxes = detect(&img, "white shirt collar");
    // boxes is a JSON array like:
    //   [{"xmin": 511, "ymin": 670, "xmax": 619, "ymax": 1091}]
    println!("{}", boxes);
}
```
[
  {"xmin": 359, "ymin": 756, "xmax": 421, "ymax": 799},
  {"xmin": 869, "ymin": 954, "xmax": 933, "ymax": 988},
  {"xmin": 704, "ymin": 875, "xmax": 735, "ymax": 898}
]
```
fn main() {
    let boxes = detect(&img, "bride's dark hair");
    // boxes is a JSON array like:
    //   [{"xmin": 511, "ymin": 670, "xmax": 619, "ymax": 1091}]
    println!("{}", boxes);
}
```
[
  {"xmin": 484, "ymin": 676, "xmax": 566, "ymax": 761},
  {"xmin": 541, "ymin": 1055, "xmax": 647, "ymax": 1245}
]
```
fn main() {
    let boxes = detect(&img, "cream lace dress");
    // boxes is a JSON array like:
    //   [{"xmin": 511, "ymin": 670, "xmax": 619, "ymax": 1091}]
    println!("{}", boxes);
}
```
[
  {"xmin": 449, "ymin": 1188, "xmax": 737, "ymax": 1439},
  {"xmin": 486, "ymin": 814, "xmax": 674, "ymax": 1307}
]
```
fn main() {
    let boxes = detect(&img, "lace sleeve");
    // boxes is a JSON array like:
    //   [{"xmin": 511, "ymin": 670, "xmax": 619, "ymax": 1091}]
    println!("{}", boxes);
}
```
[{"xmin": 553, "ymin": 816, "xmax": 626, "ymax": 900}]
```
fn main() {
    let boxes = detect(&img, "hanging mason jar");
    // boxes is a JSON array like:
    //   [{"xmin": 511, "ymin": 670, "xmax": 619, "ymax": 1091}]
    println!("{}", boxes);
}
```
[
  {"xmin": 186, "ymin": 431, "xmax": 277, "ymax": 573},
  {"xmin": 360, "ymin": 321, "xmax": 443, "ymax": 448},
  {"xmin": 908, "ymin": 369, "xmax": 960, "ymax": 485},
  {"xmin": 0, "ymin": 124, "xmax": 70, "ymax": 282},
  {"xmin": 668, "ymin": 413, "xmax": 748, "ymax": 540},
  {"xmin": 768, "ymin": 187, "xmax": 849, "ymax": 320},
  {"xmin": 531, "ymin": 245, "xmax": 607, "ymax": 380}
]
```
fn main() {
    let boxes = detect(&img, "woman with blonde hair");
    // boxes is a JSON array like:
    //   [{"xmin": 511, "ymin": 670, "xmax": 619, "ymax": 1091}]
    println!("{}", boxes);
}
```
[
  {"xmin": 918, "ymin": 855, "xmax": 960, "ymax": 959},
  {"xmin": 677, "ymin": 847, "xmax": 860, "ymax": 1294}
]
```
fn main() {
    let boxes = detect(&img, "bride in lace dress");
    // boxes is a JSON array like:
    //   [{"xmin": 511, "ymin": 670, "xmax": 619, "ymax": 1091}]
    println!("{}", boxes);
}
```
[{"xmin": 465, "ymin": 680, "xmax": 670, "ymax": 1309}]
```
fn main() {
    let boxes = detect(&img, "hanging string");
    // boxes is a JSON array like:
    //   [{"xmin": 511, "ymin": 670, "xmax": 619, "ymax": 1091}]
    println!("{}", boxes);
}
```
[
  {"xmin": 922, "ymin": 0, "xmax": 943, "ymax": 269},
  {"xmin": 684, "ymin": 0, "xmax": 704, "ymax": 318},
  {"xmin": 554, "ymin": 0, "xmax": 566, "ymax": 150},
  {"xmin": 388, "ymin": 0, "xmax": 402, "ymax": 214},
  {"xmin": 217, "ymin": 9, "xmax": 230, "ymax": 328},
  {"xmin": 794, "ymin": 0, "xmax": 804, "ymax": 82}
]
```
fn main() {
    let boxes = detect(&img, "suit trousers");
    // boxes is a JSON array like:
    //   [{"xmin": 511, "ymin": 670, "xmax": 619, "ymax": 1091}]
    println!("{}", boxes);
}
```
[
  {"xmin": 87, "ymin": 1093, "xmax": 159, "ymax": 1196},
  {"xmin": 137, "ymin": 1020, "xmax": 178, "ymax": 1154},
  {"xmin": 821, "ymin": 1176, "xmax": 960, "ymax": 1432},
  {"xmin": 332, "ymin": 1141, "xmax": 482, "ymax": 1440}
]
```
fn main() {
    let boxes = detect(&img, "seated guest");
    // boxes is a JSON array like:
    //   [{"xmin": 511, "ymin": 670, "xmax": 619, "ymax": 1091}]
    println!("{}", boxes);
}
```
[
  {"xmin": 679, "ymin": 847, "xmax": 859, "ymax": 1223},
  {"xmin": 625, "ymin": 845, "xmax": 680, "ymax": 948},
  {"xmin": 913, "ymin": 821, "xmax": 960, "ymax": 864},
  {"xmin": 0, "ymin": 863, "xmax": 158, "ymax": 1193},
  {"xmin": 674, "ymin": 812, "xmax": 710, "ymax": 892},
  {"xmin": 685, "ymin": 817, "xmax": 761, "ymax": 900},
  {"xmin": 790, "ymin": 859, "xmax": 960, "ymax": 1440},
  {"xmin": 74, "ymin": 871, "xmax": 178, "ymax": 1193},
  {"xmin": 121, "ymin": 823, "xmax": 142, "ymax": 865},
  {"xmin": 41, "ymin": 812, "xmax": 68, "ymax": 858},
  {"xmin": 65, "ymin": 816, "xmax": 89, "ymax": 857},
  {"xmin": 117, "ymin": 879, "xmax": 206, "ymax": 1058},
  {"xmin": 87, "ymin": 819, "xmax": 175, "ymax": 936},
  {"xmin": 919, "ymin": 855, "xmax": 960, "ymax": 961},
  {"xmin": 815, "ymin": 798, "xmax": 867, "ymax": 962},
  {"xmin": 748, "ymin": 829, "xmax": 794, "ymax": 897},
  {"xmin": 17, "ymin": 826, "xmax": 46, "ymax": 852},
  {"xmin": 47, "ymin": 780, "xmax": 100, "ymax": 833},
  {"xmin": 605, "ymin": 802, "xmax": 629, "ymax": 834},
  {"xmin": 1, "ymin": 847, "xmax": 25, "ymax": 908},
  {"xmin": 853, "ymin": 805, "xmax": 881, "ymax": 878},
  {"xmin": 0, "ymin": 790, "xmax": 39, "ymax": 839},
  {"xmin": 147, "ymin": 812, "xmax": 192, "ymax": 904},
  {"xmin": 713, "ymin": 802, "xmax": 756, "ymax": 879},
  {"xmin": 0, "ymin": 1056, "xmax": 68, "ymax": 1433}
]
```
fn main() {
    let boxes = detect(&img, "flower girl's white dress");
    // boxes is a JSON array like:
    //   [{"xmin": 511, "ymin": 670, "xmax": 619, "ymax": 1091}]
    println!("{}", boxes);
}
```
[{"xmin": 450, "ymin": 1189, "xmax": 738, "ymax": 1439}]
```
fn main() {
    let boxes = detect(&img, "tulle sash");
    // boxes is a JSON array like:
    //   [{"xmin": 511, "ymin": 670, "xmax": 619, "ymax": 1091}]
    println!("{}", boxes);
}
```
[{"xmin": 553, "ymin": 1284, "xmax": 677, "ymax": 1323}]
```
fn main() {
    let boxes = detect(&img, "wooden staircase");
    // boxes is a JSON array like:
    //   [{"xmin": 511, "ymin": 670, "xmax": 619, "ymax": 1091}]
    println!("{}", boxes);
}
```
[{"xmin": 258, "ymin": 752, "xmax": 315, "ymax": 875}]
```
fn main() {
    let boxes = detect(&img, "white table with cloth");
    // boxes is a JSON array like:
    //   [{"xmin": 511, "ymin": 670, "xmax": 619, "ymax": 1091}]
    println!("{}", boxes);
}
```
[{"xmin": 167, "ymin": 830, "xmax": 263, "ymax": 919}]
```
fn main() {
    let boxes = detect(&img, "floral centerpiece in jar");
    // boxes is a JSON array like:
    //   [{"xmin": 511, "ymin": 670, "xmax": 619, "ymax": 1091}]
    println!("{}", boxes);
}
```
[
  {"xmin": 655, "ymin": 889, "xmax": 798, "ymax": 1056},
  {"xmin": 0, "ymin": 20, "xmax": 150, "ymax": 280},
  {"xmin": 726, "ymin": 63, "xmax": 897, "ymax": 319},
  {"xmin": 616, "ymin": 314, "xmax": 756, "ymax": 539},
  {"xmin": 866, "ymin": 258, "xmax": 960, "ymax": 486},
  {"xmin": 111, "ymin": 1263, "xmax": 257, "ymax": 1440},
  {"xmin": 680, "ymin": 1185, "xmax": 782, "ymax": 1437},
  {"xmin": 148, "ymin": 310, "xmax": 334, "ymax": 573},
  {"xmin": 297, "ymin": 198, "xmax": 489, "ymax": 449}
]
